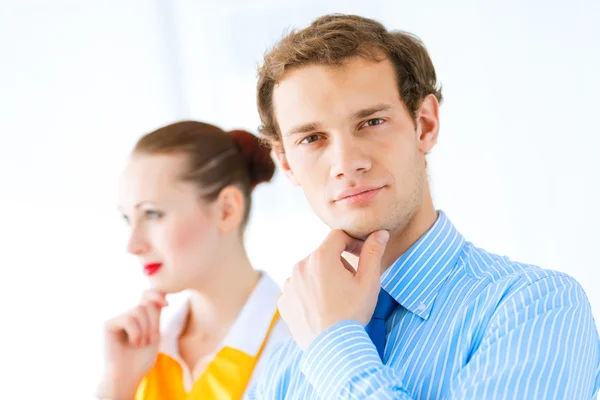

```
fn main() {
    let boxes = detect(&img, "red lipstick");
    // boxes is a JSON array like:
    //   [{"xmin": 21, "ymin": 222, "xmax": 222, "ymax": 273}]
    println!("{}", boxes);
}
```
[{"xmin": 143, "ymin": 263, "xmax": 162, "ymax": 276}]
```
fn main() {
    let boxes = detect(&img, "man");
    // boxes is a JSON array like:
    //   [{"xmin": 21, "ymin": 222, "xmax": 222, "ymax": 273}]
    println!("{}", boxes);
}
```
[{"xmin": 248, "ymin": 14, "xmax": 600, "ymax": 399}]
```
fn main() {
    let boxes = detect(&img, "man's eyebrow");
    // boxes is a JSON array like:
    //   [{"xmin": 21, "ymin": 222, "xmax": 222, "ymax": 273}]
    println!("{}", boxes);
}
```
[
  {"xmin": 351, "ymin": 104, "xmax": 392, "ymax": 120},
  {"xmin": 284, "ymin": 122, "xmax": 322, "ymax": 137}
]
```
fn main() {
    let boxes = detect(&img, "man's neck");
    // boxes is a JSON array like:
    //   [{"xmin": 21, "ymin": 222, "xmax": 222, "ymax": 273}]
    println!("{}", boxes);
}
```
[{"xmin": 380, "ymin": 199, "xmax": 438, "ymax": 275}]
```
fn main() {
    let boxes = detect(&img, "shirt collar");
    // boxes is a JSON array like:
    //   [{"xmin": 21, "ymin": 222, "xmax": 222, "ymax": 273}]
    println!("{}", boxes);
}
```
[
  {"xmin": 159, "ymin": 272, "xmax": 281, "ymax": 360},
  {"xmin": 381, "ymin": 210, "xmax": 465, "ymax": 320}
]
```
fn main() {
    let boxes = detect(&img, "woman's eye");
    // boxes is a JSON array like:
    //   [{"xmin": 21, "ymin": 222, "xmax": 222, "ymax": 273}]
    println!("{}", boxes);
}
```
[
  {"xmin": 362, "ymin": 118, "xmax": 385, "ymax": 128},
  {"xmin": 144, "ymin": 210, "xmax": 163, "ymax": 220}
]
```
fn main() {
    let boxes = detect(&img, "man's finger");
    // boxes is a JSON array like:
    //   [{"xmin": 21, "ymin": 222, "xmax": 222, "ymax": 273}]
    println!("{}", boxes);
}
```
[
  {"xmin": 340, "ymin": 256, "xmax": 357, "ymax": 276},
  {"xmin": 319, "ymin": 230, "xmax": 364, "ymax": 259},
  {"xmin": 345, "ymin": 241, "xmax": 364, "ymax": 257},
  {"xmin": 356, "ymin": 230, "xmax": 390, "ymax": 281}
]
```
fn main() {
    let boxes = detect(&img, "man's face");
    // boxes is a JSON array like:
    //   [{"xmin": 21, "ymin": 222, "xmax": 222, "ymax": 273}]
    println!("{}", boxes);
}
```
[{"xmin": 272, "ymin": 56, "xmax": 438, "ymax": 239}]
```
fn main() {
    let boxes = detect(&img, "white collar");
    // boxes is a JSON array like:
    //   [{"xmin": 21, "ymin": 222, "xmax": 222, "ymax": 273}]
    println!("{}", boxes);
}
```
[{"xmin": 158, "ymin": 272, "xmax": 281, "ymax": 361}]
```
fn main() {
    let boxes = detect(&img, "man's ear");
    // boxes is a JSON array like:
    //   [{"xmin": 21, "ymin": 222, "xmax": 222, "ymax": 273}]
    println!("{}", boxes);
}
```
[
  {"xmin": 416, "ymin": 94, "xmax": 440, "ymax": 155},
  {"xmin": 275, "ymin": 149, "xmax": 300, "ymax": 186}
]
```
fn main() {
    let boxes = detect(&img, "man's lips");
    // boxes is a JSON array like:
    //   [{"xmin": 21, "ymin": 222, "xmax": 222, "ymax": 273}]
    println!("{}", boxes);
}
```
[{"xmin": 334, "ymin": 185, "xmax": 385, "ymax": 204}]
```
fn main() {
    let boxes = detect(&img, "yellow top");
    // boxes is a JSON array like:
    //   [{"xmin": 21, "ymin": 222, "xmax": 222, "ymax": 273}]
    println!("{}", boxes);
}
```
[{"xmin": 134, "ymin": 273, "xmax": 288, "ymax": 400}]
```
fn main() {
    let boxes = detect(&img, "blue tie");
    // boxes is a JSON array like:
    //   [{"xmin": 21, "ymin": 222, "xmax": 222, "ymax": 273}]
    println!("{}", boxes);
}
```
[{"xmin": 365, "ymin": 289, "xmax": 398, "ymax": 361}]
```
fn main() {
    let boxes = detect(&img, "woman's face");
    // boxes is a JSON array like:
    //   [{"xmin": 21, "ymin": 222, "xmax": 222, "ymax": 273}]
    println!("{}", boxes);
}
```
[{"xmin": 118, "ymin": 153, "xmax": 221, "ymax": 293}]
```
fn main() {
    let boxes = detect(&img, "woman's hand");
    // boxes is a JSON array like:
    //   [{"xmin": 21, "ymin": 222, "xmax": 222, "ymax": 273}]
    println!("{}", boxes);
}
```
[{"xmin": 97, "ymin": 291, "xmax": 167, "ymax": 399}]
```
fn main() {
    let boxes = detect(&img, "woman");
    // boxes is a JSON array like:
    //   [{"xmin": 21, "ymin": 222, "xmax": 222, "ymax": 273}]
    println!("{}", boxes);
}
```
[{"xmin": 96, "ymin": 121, "xmax": 288, "ymax": 399}]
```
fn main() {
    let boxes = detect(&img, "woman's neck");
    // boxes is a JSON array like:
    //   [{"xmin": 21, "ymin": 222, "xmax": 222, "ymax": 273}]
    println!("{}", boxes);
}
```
[{"xmin": 180, "ymin": 245, "xmax": 261, "ymax": 341}]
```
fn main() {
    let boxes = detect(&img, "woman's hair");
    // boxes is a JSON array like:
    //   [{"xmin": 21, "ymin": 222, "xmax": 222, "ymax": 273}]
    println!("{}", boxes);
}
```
[{"xmin": 133, "ymin": 120, "xmax": 275, "ymax": 228}]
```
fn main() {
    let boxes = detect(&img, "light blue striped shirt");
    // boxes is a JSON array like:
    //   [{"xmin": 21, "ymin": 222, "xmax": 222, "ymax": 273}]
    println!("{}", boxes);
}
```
[{"xmin": 248, "ymin": 211, "xmax": 600, "ymax": 399}]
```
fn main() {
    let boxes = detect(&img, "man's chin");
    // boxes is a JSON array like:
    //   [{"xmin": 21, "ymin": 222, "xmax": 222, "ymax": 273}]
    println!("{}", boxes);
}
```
[
  {"xmin": 323, "ymin": 208, "xmax": 391, "ymax": 240},
  {"xmin": 340, "ymin": 229, "xmax": 370, "ymax": 241},
  {"xmin": 332, "ymin": 220, "xmax": 383, "ymax": 242}
]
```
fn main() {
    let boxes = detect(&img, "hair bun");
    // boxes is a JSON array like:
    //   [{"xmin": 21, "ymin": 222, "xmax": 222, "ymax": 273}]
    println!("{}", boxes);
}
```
[{"xmin": 229, "ymin": 130, "xmax": 276, "ymax": 189}]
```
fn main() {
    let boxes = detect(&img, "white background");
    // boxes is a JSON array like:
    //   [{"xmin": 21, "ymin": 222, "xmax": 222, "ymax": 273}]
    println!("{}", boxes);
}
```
[{"xmin": 0, "ymin": 1, "xmax": 598, "ymax": 398}]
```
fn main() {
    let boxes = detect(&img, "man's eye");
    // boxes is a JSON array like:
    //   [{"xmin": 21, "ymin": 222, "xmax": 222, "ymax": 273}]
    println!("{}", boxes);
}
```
[
  {"xmin": 362, "ymin": 118, "xmax": 385, "ymax": 128},
  {"xmin": 300, "ymin": 134, "xmax": 321, "ymax": 144}
]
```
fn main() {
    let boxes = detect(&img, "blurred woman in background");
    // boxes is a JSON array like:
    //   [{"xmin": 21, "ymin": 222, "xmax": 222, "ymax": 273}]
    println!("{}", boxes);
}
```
[{"xmin": 97, "ymin": 120, "xmax": 288, "ymax": 399}]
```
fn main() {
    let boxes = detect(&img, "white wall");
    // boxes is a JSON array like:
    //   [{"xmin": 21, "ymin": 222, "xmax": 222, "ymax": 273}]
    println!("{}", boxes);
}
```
[{"xmin": 0, "ymin": 1, "xmax": 598, "ymax": 398}]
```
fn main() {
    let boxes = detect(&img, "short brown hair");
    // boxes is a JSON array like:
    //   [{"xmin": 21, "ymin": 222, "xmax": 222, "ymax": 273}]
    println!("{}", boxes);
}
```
[
  {"xmin": 257, "ymin": 14, "xmax": 442, "ymax": 150},
  {"xmin": 134, "ymin": 121, "xmax": 275, "ymax": 228}
]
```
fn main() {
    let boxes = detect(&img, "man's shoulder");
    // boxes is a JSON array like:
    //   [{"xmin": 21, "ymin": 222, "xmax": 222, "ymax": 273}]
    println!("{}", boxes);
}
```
[
  {"xmin": 460, "ymin": 241, "xmax": 570, "ymax": 284},
  {"xmin": 269, "ymin": 335, "xmax": 303, "ymax": 365},
  {"xmin": 250, "ymin": 336, "xmax": 305, "ymax": 396},
  {"xmin": 456, "ymin": 242, "xmax": 590, "ymax": 309}
]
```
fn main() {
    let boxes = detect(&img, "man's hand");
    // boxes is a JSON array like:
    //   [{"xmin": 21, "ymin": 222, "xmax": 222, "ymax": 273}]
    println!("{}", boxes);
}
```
[{"xmin": 278, "ymin": 229, "xmax": 390, "ymax": 350}]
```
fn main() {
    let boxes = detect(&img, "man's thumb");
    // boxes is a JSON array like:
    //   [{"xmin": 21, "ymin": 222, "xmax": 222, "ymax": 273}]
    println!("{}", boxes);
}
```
[{"xmin": 356, "ymin": 230, "xmax": 389, "ymax": 280}]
